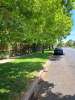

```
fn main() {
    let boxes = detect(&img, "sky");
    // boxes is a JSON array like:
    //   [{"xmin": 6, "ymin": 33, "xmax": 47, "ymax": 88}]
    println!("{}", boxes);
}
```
[{"xmin": 66, "ymin": 10, "xmax": 75, "ymax": 41}]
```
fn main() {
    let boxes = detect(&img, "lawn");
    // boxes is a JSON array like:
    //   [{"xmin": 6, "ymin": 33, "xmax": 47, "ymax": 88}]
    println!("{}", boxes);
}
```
[{"xmin": 0, "ymin": 51, "xmax": 53, "ymax": 99}]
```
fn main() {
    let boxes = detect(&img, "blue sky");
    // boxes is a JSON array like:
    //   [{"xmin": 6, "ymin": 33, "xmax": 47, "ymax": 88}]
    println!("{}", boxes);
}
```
[{"xmin": 66, "ymin": 10, "xmax": 75, "ymax": 41}]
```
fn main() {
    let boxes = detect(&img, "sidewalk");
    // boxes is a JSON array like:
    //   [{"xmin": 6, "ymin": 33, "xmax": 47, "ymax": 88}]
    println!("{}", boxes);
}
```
[{"xmin": 0, "ymin": 59, "xmax": 15, "ymax": 64}]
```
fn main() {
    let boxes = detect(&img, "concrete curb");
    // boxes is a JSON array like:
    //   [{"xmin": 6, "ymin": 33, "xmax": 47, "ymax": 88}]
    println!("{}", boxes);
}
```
[
  {"xmin": 21, "ymin": 78, "xmax": 40, "ymax": 100},
  {"xmin": 21, "ymin": 60, "xmax": 50, "ymax": 100}
]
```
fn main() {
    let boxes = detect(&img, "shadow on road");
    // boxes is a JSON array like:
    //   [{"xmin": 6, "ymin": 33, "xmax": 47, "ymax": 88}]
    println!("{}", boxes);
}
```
[
  {"xmin": 49, "ymin": 55, "xmax": 64, "ymax": 61},
  {"xmin": 38, "ymin": 80, "xmax": 75, "ymax": 100}
]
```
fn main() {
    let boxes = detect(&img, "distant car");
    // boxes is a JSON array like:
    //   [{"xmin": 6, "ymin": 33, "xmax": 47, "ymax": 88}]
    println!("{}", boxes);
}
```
[{"xmin": 54, "ymin": 48, "xmax": 63, "ymax": 55}]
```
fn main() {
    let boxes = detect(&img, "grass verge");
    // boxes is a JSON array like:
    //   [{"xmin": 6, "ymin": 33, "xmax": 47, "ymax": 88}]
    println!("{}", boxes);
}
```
[{"xmin": 0, "ymin": 50, "xmax": 53, "ymax": 99}]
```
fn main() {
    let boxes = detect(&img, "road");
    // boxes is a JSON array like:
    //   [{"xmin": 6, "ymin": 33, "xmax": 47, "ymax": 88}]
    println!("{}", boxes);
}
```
[{"xmin": 38, "ymin": 48, "xmax": 75, "ymax": 100}]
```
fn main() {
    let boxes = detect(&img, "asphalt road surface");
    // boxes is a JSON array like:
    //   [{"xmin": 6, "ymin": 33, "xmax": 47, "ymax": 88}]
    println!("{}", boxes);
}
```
[{"xmin": 38, "ymin": 48, "xmax": 75, "ymax": 100}]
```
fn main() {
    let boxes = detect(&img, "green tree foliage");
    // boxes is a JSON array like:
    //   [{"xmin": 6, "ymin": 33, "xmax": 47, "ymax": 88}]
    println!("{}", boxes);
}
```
[
  {"xmin": 0, "ymin": 0, "xmax": 73, "ymax": 50},
  {"xmin": 65, "ymin": 40, "xmax": 75, "ymax": 47}
]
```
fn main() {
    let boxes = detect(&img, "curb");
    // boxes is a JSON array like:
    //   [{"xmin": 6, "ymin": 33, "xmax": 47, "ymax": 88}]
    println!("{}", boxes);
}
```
[
  {"xmin": 21, "ymin": 78, "xmax": 40, "ymax": 100},
  {"xmin": 21, "ymin": 71, "xmax": 47, "ymax": 100},
  {"xmin": 21, "ymin": 61, "xmax": 49, "ymax": 100}
]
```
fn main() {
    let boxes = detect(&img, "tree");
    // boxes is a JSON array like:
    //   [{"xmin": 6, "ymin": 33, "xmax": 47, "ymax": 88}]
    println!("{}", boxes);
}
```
[
  {"xmin": 65, "ymin": 40, "xmax": 73, "ymax": 47},
  {"xmin": 0, "ymin": 0, "xmax": 73, "ymax": 54}
]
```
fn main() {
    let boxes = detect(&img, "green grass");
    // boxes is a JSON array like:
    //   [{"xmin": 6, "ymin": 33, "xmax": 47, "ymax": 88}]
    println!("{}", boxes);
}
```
[{"xmin": 0, "ymin": 51, "xmax": 53, "ymax": 99}]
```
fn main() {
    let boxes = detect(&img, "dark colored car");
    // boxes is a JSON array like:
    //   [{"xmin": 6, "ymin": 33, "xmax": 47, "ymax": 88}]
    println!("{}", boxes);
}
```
[{"xmin": 54, "ymin": 48, "xmax": 63, "ymax": 55}]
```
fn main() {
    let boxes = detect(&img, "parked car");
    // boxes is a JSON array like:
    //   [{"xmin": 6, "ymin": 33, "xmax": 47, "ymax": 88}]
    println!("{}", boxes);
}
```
[{"xmin": 54, "ymin": 48, "xmax": 63, "ymax": 55}]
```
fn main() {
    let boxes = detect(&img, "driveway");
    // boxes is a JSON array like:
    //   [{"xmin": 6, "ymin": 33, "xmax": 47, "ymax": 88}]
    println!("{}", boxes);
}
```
[{"xmin": 38, "ymin": 48, "xmax": 75, "ymax": 100}]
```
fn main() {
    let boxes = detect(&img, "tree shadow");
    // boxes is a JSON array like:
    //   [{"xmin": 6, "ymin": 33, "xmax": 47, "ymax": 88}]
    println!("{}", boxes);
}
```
[
  {"xmin": 0, "ymin": 51, "xmax": 53, "ymax": 99},
  {"xmin": 0, "ymin": 61, "xmax": 43, "ymax": 99},
  {"xmin": 49, "ymin": 55, "xmax": 64, "ymax": 61},
  {"xmin": 38, "ymin": 80, "xmax": 75, "ymax": 100}
]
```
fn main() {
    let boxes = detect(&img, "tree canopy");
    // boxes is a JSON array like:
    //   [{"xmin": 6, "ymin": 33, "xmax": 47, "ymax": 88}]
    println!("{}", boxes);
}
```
[{"xmin": 0, "ymin": 0, "xmax": 73, "ymax": 47}]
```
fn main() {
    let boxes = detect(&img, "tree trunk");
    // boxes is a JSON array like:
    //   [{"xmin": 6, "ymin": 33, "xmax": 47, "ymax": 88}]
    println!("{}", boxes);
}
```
[
  {"xmin": 32, "ymin": 43, "xmax": 37, "ymax": 52},
  {"xmin": 42, "ymin": 45, "xmax": 44, "ymax": 54},
  {"xmin": 52, "ymin": 45, "xmax": 54, "ymax": 49},
  {"xmin": 49, "ymin": 45, "xmax": 51, "ymax": 50}
]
